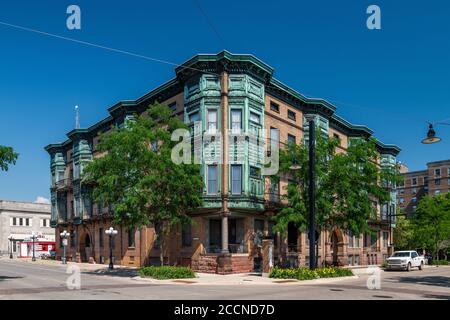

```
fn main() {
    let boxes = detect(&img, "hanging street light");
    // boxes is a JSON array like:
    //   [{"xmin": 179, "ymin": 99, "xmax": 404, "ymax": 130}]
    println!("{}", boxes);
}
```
[
  {"xmin": 422, "ymin": 120, "xmax": 450, "ymax": 144},
  {"xmin": 421, "ymin": 124, "xmax": 441, "ymax": 144}
]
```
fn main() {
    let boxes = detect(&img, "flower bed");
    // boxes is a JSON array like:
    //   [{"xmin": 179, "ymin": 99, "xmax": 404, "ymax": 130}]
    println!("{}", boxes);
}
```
[
  {"xmin": 269, "ymin": 266, "xmax": 353, "ymax": 281},
  {"xmin": 139, "ymin": 266, "xmax": 196, "ymax": 280}
]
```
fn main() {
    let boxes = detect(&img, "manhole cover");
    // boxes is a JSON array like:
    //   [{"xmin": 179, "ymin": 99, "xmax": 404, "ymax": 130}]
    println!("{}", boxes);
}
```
[
  {"xmin": 373, "ymin": 295, "xmax": 393, "ymax": 299},
  {"xmin": 330, "ymin": 289, "xmax": 344, "ymax": 292}
]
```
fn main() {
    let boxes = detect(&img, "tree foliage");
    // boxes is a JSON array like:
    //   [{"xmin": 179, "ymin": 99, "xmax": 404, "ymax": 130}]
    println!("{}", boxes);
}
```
[
  {"xmin": 84, "ymin": 103, "xmax": 203, "ymax": 265},
  {"xmin": 0, "ymin": 145, "xmax": 18, "ymax": 171},
  {"xmin": 393, "ymin": 213, "xmax": 414, "ymax": 250},
  {"xmin": 273, "ymin": 132, "xmax": 401, "ymax": 237},
  {"xmin": 411, "ymin": 193, "xmax": 450, "ymax": 259}
]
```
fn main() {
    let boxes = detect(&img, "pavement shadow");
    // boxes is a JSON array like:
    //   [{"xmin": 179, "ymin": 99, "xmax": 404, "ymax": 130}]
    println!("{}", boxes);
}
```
[
  {"xmin": 395, "ymin": 275, "xmax": 450, "ymax": 288},
  {"xmin": 0, "ymin": 276, "xmax": 24, "ymax": 281},
  {"xmin": 422, "ymin": 293, "xmax": 450, "ymax": 300},
  {"xmin": 84, "ymin": 268, "xmax": 139, "ymax": 278}
]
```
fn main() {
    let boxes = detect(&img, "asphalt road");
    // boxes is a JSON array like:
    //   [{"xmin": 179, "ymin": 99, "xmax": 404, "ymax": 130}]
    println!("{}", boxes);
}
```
[{"xmin": 0, "ymin": 259, "xmax": 449, "ymax": 300}]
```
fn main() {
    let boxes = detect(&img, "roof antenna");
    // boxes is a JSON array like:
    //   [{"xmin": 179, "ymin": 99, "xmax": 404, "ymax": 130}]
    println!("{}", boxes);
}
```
[{"xmin": 75, "ymin": 105, "xmax": 80, "ymax": 129}]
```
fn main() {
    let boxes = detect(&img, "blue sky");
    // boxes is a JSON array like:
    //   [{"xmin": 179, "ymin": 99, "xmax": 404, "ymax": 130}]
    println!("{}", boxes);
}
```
[{"xmin": 0, "ymin": 0, "xmax": 449, "ymax": 202}]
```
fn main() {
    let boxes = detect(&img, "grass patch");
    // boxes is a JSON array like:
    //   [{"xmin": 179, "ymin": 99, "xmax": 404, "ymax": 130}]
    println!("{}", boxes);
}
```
[
  {"xmin": 269, "ymin": 266, "xmax": 353, "ymax": 281},
  {"xmin": 431, "ymin": 260, "xmax": 449, "ymax": 266},
  {"xmin": 139, "ymin": 266, "xmax": 196, "ymax": 280}
]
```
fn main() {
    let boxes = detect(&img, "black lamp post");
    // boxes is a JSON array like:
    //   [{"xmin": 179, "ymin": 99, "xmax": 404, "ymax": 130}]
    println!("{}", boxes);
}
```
[
  {"xmin": 8, "ymin": 235, "xmax": 14, "ymax": 259},
  {"xmin": 31, "ymin": 232, "xmax": 37, "ymax": 262},
  {"xmin": 105, "ymin": 227, "xmax": 118, "ymax": 270},
  {"xmin": 60, "ymin": 230, "xmax": 70, "ymax": 264},
  {"xmin": 290, "ymin": 114, "xmax": 316, "ymax": 270}
]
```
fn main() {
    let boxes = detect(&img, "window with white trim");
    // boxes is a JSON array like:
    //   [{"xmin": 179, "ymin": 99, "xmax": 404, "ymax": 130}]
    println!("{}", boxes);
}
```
[
  {"xmin": 207, "ymin": 109, "xmax": 217, "ymax": 134},
  {"xmin": 231, "ymin": 109, "xmax": 242, "ymax": 134}
]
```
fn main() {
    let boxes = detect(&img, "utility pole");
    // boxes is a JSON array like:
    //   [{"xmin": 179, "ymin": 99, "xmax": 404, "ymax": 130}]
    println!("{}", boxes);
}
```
[{"xmin": 306, "ymin": 115, "xmax": 316, "ymax": 270}]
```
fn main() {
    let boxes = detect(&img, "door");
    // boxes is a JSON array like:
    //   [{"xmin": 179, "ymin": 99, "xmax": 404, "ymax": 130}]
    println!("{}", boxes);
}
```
[
  {"xmin": 411, "ymin": 252, "xmax": 419, "ymax": 267},
  {"xmin": 209, "ymin": 219, "xmax": 222, "ymax": 253}
]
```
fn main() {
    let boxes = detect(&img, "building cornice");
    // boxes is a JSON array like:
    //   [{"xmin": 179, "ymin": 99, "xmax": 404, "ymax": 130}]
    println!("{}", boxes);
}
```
[
  {"xmin": 45, "ymin": 51, "xmax": 401, "ymax": 158},
  {"xmin": 0, "ymin": 200, "xmax": 51, "ymax": 214}
]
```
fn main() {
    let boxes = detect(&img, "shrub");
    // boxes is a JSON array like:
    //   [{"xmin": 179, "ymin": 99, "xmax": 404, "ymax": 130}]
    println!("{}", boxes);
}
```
[
  {"xmin": 431, "ymin": 260, "xmax": 449, "ymax": 266},
  {"xmin": 269, "ymin": 266, "xmax": 353, "ymax": 280},
  {"xmin": 139, "ymin": 266, "xmax": 196, "ymax": 280}
]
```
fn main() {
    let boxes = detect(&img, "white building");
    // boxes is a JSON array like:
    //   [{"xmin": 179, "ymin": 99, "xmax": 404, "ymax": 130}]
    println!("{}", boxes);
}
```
[{"xmin": 0, "ymin": 200, "xmax": 53, "ymax": 257}]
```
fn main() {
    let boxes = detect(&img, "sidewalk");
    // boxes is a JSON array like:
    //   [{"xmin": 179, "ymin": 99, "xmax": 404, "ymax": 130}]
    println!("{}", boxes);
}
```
[
  {"xmin": 1, "ymin": 256, "xmax": 132, "ymax": 273},
  {"xmin": 1, "ymin": 257, "xmax": 359, "ymax": 286}
]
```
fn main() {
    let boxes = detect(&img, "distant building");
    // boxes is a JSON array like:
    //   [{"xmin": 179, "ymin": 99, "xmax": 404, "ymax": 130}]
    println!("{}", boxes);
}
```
[
  {"xmin": 397, "ymin": 159, "xmax": 450, "ymax": 217},
  {"xmin": 0, "ymin": 200, "xmax": 53, "ymax": 257}
]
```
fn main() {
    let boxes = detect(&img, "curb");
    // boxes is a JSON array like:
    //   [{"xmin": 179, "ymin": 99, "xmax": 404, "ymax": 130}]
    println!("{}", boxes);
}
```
[{"xmin": 131, "ymin": 274, "xmax": 359, "ymax": 286}]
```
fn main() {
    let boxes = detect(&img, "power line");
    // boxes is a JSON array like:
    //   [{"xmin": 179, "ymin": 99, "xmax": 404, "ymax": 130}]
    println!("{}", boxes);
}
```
[
  {"xmin": 0, "ymin": 20, "xmax": 386, "ymax": 114},
  {"xmin": 191, "ymin": 0, "xmax": 226, "ymax": 48},
  {"xmin": 0, "ymin": 20, "xmax": 219, "ymax": 76}
]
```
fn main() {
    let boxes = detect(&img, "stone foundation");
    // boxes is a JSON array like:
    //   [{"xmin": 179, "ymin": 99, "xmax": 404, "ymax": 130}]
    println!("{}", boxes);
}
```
[{"xmin": 191, "ymin": 254, "xmax": 253, "ymax": 274}]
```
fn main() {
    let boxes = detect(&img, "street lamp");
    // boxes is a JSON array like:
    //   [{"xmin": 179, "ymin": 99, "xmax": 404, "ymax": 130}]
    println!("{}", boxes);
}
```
[
  {"xmin": 290, "ymin": 114, "xmax": 317, "ymax": 270},
  {"xmin": 7, "ymin": 235, "xmax": 14, "ymax": 259},
  {"xmin": 422, "ymin": 121, "xmax": 450, "ymax": 144},
  {"xmin": 60, "ymin": 230, "xmax": 70, "ymax": 264},
  {"xmin": 31, "ymin": 232, "xmax": 37, "ymax": 262},
  {"xmin": 105, "ymin": 227, "xmax": 118, "ymax": 270}
]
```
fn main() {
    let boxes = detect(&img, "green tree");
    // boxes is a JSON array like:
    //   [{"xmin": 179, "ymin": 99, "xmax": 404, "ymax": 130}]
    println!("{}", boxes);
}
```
[
  {"xmin": 393, "ymin": 213, "xmax": 414, "ymax": 250},
  {"xmin": 0, "ymin": 145, "xmax": 18, "ymax": 171},
  {"xmin": 411, "ymin": 193, "xmax": 450, "ymax": 260},
  {"xmin": 273, "ymin": 132, "xmax": 401, "ymax": 240},
  {"xmin": 84, "ymin": 103, "xmax": 203, "ymax": 265}
]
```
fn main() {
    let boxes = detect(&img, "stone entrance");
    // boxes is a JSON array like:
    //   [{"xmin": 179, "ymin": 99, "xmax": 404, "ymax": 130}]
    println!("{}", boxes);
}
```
[
  {"xmin": 79, "ymin": 231, "xmax": 93, "ymax": 263},
  {"xmin": 331, "ymin": 229, "xmax": 345, "ymax": 266}
]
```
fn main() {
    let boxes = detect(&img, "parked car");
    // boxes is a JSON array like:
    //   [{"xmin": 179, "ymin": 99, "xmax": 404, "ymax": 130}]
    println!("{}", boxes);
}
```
[{"xmin": 386, "ymin": 250, "xmax": 425, "ymax": 271}]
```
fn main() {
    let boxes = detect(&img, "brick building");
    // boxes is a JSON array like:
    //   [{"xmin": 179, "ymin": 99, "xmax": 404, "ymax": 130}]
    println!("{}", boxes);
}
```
[
  {"xmin": 45, "ymin": 51, "xmax": 400, "ymax": 273},
  {"xmin": 398, "ymin": 159, "xmax": 450, "ymax": 217}
]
